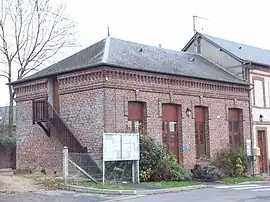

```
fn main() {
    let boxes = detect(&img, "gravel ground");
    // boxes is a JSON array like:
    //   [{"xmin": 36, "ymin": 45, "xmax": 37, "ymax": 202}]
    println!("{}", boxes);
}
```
[
  {"xmin": 0, "ymin": 171, "xmax": 133, "ymax": 202},
  {"xmin": 0, "ymin": 171, "xmax": 43, "ymax": 193}
]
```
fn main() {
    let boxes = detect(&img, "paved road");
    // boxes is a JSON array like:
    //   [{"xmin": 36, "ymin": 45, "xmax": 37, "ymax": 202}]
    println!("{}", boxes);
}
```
[
  {"xmin": 0, "ymin": 190, "xmax": 132, "ymax": 202},
  {"xmin": 1, "ymin": 183, "xmax": 270, "ymax": 202},
  {"xmin": 124, "ymin": 183, "xmax": 270, "ymax": 202}
]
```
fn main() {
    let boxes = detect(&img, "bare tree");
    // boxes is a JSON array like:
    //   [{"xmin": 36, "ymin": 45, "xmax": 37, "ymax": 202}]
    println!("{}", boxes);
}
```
[
  {"xmin": 0, "ymin": 0, "xmax": 76, "ymax": 136},
  {"xmin": 0, "ymin": 106, "xmax": 7, "ymax": 137}
]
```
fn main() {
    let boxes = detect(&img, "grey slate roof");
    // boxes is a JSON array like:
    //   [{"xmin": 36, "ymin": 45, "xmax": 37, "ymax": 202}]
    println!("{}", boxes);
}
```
[
  {"xmin": 0, "ymin": 106, "xmax": 16, "ymax": 126},
  {"xmin": 183, "ymin": 32, "xmax": 270, "ymax": 67},
  {"xmin": 11, "ymin": 37, "xmax": 248, "ymax": 85}
]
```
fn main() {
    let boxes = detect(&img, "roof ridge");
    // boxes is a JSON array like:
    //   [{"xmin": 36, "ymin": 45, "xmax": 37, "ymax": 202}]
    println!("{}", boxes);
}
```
[
  {"xmin": 106, "ymin": 37, "xmax": 179, "ymax": 53},
  {"xmin": 102, "ymin": 37, "xmax": 111, "ymax": 63}
]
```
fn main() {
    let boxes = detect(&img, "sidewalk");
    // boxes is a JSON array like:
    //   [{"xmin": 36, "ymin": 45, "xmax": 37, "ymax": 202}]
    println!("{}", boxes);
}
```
[
  {"xmin": 65, "ymin": 183, "xmax": 208, "ymax": 196},
  {"xmin": 65, "ymin": 177, "xmax": 270, "ymax": 196}
]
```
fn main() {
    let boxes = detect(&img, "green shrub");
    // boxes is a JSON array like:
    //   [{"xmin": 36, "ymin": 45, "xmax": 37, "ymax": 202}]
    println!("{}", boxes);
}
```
[
  {"xmin": 139, "ymin": 168, "xmax": 153, "ymax": 182},
  {"xmin": 139, "ymin": 135, "xmax": 190, "ymax": 182},
  {"xmin": 211, "ymin": 148, "xmax": 248, "ymax": 177},
  {"xmin": 139, "ymin": 135, "xmax": 166, "ymax": 176},
  {"xmin": 235, "ymin": 158, "xmax": 245, "ymax": 177},
  {"xmin": 163, "ymin": 154, "xmax": 191, "ymax": 181},
  {"xmin": 191, "ymin": 164, "xmax": 224, "ymax": 182}
]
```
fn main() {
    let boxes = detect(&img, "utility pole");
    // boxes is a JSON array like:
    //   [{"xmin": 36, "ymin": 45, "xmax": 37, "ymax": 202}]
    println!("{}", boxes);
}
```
[
  {"xmin": 193, "ymin": 15, "xmax": 210, "ymax": 34},
  {"xmin": 193, "ymin": 15, "xmax": 198, "ymax": 34},
  {"xmin": 107, "ymin": 25, "xmax": 110, "ymax": 37}
]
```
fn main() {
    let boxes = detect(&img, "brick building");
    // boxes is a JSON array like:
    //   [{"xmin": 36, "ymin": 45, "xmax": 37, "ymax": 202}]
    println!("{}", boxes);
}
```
[{"xmin": 10, "ymin": 37, "xmax": 251, "ymax": 178}]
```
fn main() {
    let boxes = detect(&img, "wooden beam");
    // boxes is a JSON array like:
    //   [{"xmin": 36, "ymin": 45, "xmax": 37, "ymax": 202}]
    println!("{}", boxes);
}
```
[{"xmin": 37, "ymin": 122, "xmax": 50, "ymax": 137}]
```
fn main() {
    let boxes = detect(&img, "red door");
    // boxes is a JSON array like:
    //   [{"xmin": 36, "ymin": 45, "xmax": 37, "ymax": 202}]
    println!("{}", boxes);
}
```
[
  {"xmin": 162, "ymin": 104, "xmax": 180, "ymax": 162},
  {"xmin": 53, "ymin": 78, "xmax": 59, "ymax": 113},
  {"xmin": 257, "ymin": 131, "xmax": 267, "ymax": 173},
  {"xmin": 228, "ymin": 108, "xmax": 243, "ymax": 149},
  {"xmin": 195, "ymin": 107, "xmax": 207, "ymax": 158}
]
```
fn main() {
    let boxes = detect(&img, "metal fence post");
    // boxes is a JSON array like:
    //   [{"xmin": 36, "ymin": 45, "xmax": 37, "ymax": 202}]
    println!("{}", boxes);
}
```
[{"xmin": 63, "ymin": 146, "xmax": 68, "ymax": 184}]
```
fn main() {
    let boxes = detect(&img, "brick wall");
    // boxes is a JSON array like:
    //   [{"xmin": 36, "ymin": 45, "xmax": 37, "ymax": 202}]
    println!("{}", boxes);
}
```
[
  {"xmin": 14, "ymin": 80, "xmax": 63, "ymax": 173},
  {"xmin": 59, "ymin": 89, "xmax": 105, "ymax": 166},
  {"xmin": 16, "ymin": 100, "xmax": 63, "ymax": 172},
  {"xmin": 104, "ymin": 87, "xmax": 250, "ymax": 169}
]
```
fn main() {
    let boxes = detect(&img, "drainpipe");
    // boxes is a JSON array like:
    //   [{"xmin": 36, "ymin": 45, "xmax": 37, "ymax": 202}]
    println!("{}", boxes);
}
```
[
  {"xmin": 249, "ymin": 83, "xmax": 255, "ymax": 176},
  {"xmin": 246, "ymin": 63, "xmax": 255, "ymax": 176}
]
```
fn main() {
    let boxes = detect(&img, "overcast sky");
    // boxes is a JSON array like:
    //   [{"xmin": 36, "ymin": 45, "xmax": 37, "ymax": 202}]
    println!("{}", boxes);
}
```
[{"xmin": 0, "ymin": 0, "xmax": 270, "ymax": 106}]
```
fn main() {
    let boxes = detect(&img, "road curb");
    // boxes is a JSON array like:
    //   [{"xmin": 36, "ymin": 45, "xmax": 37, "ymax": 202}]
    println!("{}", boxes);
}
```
[
  {"xmin": 65, "ymin": 184, "xmax": 208, "ymax": 195},
  {"xmin": 143, "ymin": 185, "xmax": 207, "ymax": 195},
  {"xmin": 214, "ymin": 180, "xmax": 270, "ymax": 185},
  {"xmin": 215, "ymin": 181, "xmax": 226, "ymax": 184},
  {"xmin": 238, "ymin": 181, "xmax": 270, "ymax": 185}
]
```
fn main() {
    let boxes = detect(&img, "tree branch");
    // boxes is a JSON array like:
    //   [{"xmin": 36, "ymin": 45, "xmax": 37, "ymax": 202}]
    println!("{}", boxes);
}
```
[
  {"xmin": 0, "ymin": 73, "xmax": 9, "ymax": 79},
  {"xmin": 0, "ymin": 22, "xmax": 9, "ymax": 60},
  {"xmin": 0, "ymin": 0, "xmax": 76, "ymax": 83}
]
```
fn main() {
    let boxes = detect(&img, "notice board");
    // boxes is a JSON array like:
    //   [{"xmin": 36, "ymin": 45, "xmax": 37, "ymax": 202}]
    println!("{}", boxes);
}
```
[{"xmin": 103, "ymin": 133, "xmax": 140, "ymax": 161}]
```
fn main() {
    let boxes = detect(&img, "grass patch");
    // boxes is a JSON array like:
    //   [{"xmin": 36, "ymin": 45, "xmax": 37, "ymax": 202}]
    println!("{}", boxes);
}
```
[
  {"xmin": 90, "ymin": 184, "xmax": 136, "ymax": 190},
  {"xmin": 142, "ymin": 180, "xmax": 200, "ymax": 188},
  {"xmin": 72, "ymin": 182, "xmax": 136, "ymax": 190},
  {"xmin": 222, "ymin": 176, "xmax": 265, "ymax": 184},
  {"xmin": 71, "ymin": 180, "xmax": 200, "ymax": 190}
]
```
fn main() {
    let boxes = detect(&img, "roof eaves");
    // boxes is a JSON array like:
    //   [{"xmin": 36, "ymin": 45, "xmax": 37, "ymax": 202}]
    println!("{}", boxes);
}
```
[
  {"xmin": 104, "ymin": 62, "xmax": 249, "ymax": 86},
  {"xmin": 249, "ymin": 61, "xmax": 270, "ymax": 68},
  {"xmin": 8, "ymin": 63, "xmax": 105, "ymax": 86},
  {"xmin": 9, "ymin": 61, "xmax": 250, "ymax": 87}
]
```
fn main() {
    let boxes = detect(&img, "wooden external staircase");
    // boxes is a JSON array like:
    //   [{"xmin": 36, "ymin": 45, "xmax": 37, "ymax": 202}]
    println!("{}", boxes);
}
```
[{"xmin": 32, "ymin": 99, "xmax": 103, "ymax": 181}]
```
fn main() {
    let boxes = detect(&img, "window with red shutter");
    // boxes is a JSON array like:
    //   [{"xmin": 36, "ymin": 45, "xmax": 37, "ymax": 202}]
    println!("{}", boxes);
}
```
[{"xmin": 127, "ymin": 102, "xmax": 146, "ymax": 134}]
